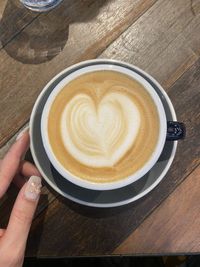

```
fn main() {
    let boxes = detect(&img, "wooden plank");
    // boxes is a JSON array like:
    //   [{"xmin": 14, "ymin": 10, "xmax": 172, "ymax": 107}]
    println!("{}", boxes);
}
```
[
  {"xmin": 25, "ymin": 2, "xmax": 200, "ymax": 255},
  {"xmin": 1, "ymin": 0, "xmax": 200, "ymax": 257},
  {"xmin": 0, "ymin": 0, "xmax": 39, "ymax": 49},
  {"xmin": 100, "ymin": 0, "xmax": 200, "ymax": 89},
  {"xmin": 0, "ymin": 0, "xmax": 156, "ymax": 236},
  {"xmin": 0, "ymin": 0, "xmax": 157, "ymax": 148},
  {"xmin": 25, "ymin": 57, "xmax": 200, "ymax": 257},
  {"xmin": 114, "ymin": 165, "xmax": 200, "ymax": 255}
]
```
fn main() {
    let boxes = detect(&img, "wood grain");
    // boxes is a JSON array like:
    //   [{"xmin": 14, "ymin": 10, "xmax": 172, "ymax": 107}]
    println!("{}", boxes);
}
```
[
  {"xmin": 25, "ymin": 57, "xmax": 200, "ymax": 257},
  {"xmin": 0, "ymin": 0, "xmax": 156, "ymax": 148},
  {"xmin": 114, "ymin": 165, "xmax": 200, "ymax": 255},
  {"xmin": 0, "ymin": 0, "xmax": 156, "ymax": 251},
  {"xmin": 0, "ymin": 0, "xmax": 39, "ymax": 49},
  {"xmin": 0, "ymin": 0, "xmax": 157, "ymax": 241},
  {"xmin": 100, "ymin": 0, "xmax": 200, "ymax": 89},
  {"xmin": 0, "ymin": 0, "xmax": 200, "ymax": 257}
]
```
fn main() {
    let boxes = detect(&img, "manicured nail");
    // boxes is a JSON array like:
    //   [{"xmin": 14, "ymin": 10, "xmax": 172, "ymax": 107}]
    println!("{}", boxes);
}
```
[
  {"xmin": 16, "ymin": 126, "xmax": 29, "ymax": 141},
  {"xmin": 24, "ymin": 176, "xmax": 42, "ymax": 201}
]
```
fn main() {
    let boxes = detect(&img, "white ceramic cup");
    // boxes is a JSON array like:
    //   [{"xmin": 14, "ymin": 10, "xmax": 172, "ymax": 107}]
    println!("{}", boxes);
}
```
[
  {"xmin": 41, "ymin": 59, "xmax": 185, "ymax": 190},
  {"xmin": 40, "ymin": 60, "xmax": 184, "ymax": 191}
]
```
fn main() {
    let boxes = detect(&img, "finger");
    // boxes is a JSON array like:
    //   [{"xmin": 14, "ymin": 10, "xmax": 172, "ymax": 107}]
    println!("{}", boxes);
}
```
[
  {"xmin": 4, "ymin": 176, "xmax": 42, "ymax": 250},
  {"xmin": 13, "ymin": 160, "xmax": 41, "ymax": 189},
  {"xmin": 13, "ymin": 175, "xmax": 27, "ymax": 189},
  {"xmin": 0, "ymin": 228, "xmax": 6, "ymax": 237},
  {"xmin": 0, "ymin": 129, "xmax": 29, "ymax": 198},
  {"xmin": 20, "ymin": 161, "xmax": 41, "ymax": 178}
]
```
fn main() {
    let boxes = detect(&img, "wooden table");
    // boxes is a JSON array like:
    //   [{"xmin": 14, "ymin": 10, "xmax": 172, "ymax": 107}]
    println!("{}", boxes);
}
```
[{"xmin": 0, "ymin": 0, "xmax": 200, "ymax": 257}]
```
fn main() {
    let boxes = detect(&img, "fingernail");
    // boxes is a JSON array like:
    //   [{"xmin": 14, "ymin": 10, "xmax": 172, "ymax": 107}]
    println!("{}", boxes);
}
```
[
  {"xmin": 16, "ymin": 125, "xmax": 29, "ymax": 141},
  {"xmin": 24, "ymin": 176, "xmax": 42, "ymax": 201}
]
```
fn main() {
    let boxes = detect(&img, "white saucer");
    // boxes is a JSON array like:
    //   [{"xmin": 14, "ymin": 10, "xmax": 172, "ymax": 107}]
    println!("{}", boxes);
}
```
[{"xmin": 30, "ymin": 60, "xmax": 177, "ymax": 208}]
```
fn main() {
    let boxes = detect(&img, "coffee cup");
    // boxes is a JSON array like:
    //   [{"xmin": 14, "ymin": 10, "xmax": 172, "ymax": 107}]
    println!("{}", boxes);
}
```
[{"xmin": 40, "ymin": 60, "xmax": 185, "ymax": 190}]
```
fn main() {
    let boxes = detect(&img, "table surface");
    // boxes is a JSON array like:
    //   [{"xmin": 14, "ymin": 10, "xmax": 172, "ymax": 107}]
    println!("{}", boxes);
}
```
[{"xmin": 0, "ymin": 0, "xmax": 200, "ymax": 257}]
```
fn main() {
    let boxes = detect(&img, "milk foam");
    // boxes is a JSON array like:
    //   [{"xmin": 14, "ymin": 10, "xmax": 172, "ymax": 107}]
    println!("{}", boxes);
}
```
[{"xmin": 61, "ymin": 92, "xmax": 141, "ymax": 167}]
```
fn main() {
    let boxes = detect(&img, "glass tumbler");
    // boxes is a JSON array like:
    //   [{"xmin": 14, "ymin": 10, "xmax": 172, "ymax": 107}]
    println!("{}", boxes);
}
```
[{"xmin": 20, "ymin": 0, "xmax": 63, "ymax": 12}]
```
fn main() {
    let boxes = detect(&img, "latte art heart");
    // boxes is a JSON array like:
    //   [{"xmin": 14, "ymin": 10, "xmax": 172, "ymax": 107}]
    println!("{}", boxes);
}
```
[{"xmin": 61, "ymin": 92, "xmax": 141, "ymax": 167}]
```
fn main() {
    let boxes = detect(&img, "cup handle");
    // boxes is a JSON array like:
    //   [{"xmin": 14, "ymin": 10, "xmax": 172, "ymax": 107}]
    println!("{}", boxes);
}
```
[{"xmin": 166, "ymin": 121, "xmax": 186, "ymax": 141}]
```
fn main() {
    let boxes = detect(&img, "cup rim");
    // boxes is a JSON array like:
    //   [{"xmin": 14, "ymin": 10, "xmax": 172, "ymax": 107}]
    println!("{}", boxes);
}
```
[{"xmin": 40, "ymin": 61, "xmax": 167, "ymax": 190}]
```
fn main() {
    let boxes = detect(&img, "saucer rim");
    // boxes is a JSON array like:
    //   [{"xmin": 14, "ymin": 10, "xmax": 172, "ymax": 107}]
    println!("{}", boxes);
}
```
[{"xmin": 30, "ymin": 59, "xmax": 177, "ymax": 208}]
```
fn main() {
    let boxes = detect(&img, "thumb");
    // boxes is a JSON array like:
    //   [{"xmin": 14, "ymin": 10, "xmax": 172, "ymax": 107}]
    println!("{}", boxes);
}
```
[{"xmin": 4, "ymin": 176, "xmax": 42, "ymax": 250}]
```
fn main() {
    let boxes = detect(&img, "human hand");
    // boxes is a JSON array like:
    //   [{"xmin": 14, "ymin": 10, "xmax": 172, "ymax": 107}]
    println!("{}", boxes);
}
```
[{"xmin": 0, "ymin": 129, "xmax": 42, "ymax": 267}]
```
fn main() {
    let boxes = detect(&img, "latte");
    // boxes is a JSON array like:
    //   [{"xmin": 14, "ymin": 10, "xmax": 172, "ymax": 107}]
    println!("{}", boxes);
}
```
[{"xmin": 47, "ymin": 70, "xmax": 160, "ymax": 183}]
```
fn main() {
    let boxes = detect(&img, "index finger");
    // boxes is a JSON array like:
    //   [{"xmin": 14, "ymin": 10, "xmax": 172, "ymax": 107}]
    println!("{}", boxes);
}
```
[{"xmin": 0, "ymin": 130, "xmax": 29, "ymax": 198}]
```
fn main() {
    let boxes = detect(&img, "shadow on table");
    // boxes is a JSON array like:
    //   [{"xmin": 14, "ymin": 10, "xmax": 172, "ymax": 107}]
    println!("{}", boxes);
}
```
[
  {"xmin": 50, "ymin": 162, "xmax": 149, "ymax": 219},
  {"xmin": 23, "ymin": 256, "xmax": 200, "ymax": 267},
  {"xmin": 25, "ymin": 193, "xmax": 49, "ymax": 256},
  {"xmin": 0, "ymin": 0, "xmax": 109, "ymax": 64},
  {"xmin": 23, "ymin": 256, "xmax": 166, "ymax": 267}
]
